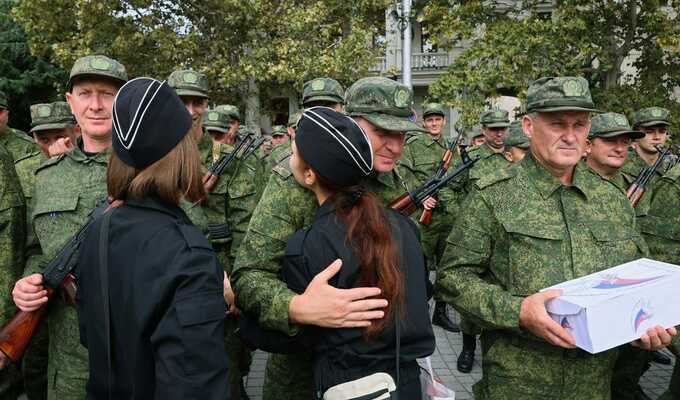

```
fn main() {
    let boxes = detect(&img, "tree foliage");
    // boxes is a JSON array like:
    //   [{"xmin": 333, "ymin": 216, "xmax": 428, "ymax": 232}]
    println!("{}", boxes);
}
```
[{"xmin": 423, "ymin": 0, "xmax": 680, "ymax": 130}]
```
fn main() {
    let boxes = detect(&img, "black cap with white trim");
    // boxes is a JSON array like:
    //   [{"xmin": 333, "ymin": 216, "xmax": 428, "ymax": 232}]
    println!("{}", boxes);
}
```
[
  {"xmin": 296, "ymin": 107, "xmax": 373, "ymax": 187},
  {"xmin": 112, "ymin": 77, "xmax": 192, "ymax": 169}
]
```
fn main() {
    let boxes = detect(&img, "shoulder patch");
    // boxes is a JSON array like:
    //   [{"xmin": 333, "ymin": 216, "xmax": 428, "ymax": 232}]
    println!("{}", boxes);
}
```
[
  {"xmin": 272, "ymin": 156, "xmax": 293, "ymax": 179},
  {"xmin": 35, "ymin": 154, "xmax": 65, "ymax": 173},
  {"xmin": 475, "ymin": 165, "xmax": 516, "ymax": 190},
  {"xmin": 177, "ymin": 224, "xmax": 213, "ymax": 250}
]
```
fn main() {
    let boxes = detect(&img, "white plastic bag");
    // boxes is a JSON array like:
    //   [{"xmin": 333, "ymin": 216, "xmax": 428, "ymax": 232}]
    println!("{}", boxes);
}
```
[{"xmin": 419, "ymin": 357, "xmax": 456, "ymax": 400}]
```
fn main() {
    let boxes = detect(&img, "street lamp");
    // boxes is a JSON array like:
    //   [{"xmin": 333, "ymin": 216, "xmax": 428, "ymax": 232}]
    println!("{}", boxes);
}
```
[{"xmin": 391, "ymin": 0, "xmax": 413, "ymax": 89}]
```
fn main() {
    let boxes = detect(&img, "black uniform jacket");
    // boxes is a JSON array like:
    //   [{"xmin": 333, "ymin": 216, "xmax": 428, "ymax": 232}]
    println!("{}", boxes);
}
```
[
  {"xmin": 75, "ymin": 197, "xmax": 230, "ymax": 400},
  {"xmin": 282, "ymin": 199, "xmax": 436, "ymax": 391}
]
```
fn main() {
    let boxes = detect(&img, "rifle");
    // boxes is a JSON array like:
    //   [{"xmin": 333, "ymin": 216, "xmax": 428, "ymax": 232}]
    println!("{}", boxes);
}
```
[
  {"xmin": 389, "ymin": 154, "xmax": 480, "ymax": 217},
  {"xmin": 418, "ymin": 130, "xmax": 466, "ymax": 225},
  {"xmin": 241, "ymin": 136, "xmax": 266, "ymax": 161},
  {"xmin": 203, "ymin": 134, "xmax": 254, "ymax": 193},
  {"xmin": 0, "ymin": 201, "xmax": 109, "ymax": 369},
  {"xmin": 627, "ymin": 146, "xmax": 670, "ymax": 208}
]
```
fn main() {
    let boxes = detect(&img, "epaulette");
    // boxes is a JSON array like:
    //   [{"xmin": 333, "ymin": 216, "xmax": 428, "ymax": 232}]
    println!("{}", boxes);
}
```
[
  {"xmin": 178, "ymin": 224, "xmax": 213, "ymax": 250},
  {"xmin": 273, "ymin": 147, "xmax": 292, "ymax": 164},
  {"xmin": 475, "ymin": 165, "xmax": 516, "ymax": 190},
  {"xmin": 405, "ymin": 135, "xmax": 419, "ymax": 145},
  {"xmin": 14, "ymin": 150, "xmax": 41, "ymax": 165},
  {"xmin": 272, "ymin": 155, "xmax": 293, "ymax": 179},
  {"xmin": 35, "ymin": 154, "xmax": 66, "ymax": 173},
  {"xmin": 11, "ymin": 128, "xmax": 33, "ymax": 143}
]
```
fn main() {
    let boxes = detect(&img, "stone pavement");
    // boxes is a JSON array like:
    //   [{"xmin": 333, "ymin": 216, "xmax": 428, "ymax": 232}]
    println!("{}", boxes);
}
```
[{"xmin": 244, "ymin": 308, "xmax": 676, "ymax": 399}]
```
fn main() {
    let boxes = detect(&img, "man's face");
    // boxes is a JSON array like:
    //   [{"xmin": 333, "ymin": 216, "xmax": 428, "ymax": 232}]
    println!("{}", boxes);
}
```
[
  {"xmin": 472, "ymin": 136, "xmax": 486, "ymax": 146},
  {"xmin": 503, "ymin": 146, "xmax": 528, "ymax": 164},
  {"xmin": 207, "ymin": 129, "xmax": 227, "ymax": 144},
  {"xmin": 636, "ymin": 125, "xmax": 668, "ymax": 154},
  {"xmin": 586, "ymin": 136, "xmax": 631, "ymax": 174},
  {"xmin": 0, "ymin": 108, "xmax": 8, "ymax": 131},
  {"xmin": 65, "ymin": 80, "xmax": 119, "ymax": 139},
  {"xmin": 181, "ymin": 96, "xmax": 209, "ymax": 141},
  {"xmin": 355, "ymin": 118, "xmax": 405, "ymax": 173},
  {"xmin": 482, "ymin": 126, "xmax": 508, "ymax": 150},
  {"xmin": 423, "ymin": 115, "xmax": 445, "ymax": 138},
  {"xmin": 227, "ymin": 119, "xmax": 240, "ymax": 138},
  {"xmin": 33, "ymin": 127, "xmax": 78, "ymax": 156},
  {"xmin": 272, "ymin": 135, "xmax": 288, "ymax": 147},
  {"xmin": 524, "ymin": 111, "xmax": 590, "ymax": 173}
]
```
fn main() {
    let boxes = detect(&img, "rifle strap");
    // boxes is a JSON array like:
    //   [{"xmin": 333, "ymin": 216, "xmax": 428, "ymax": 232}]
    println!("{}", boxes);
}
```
[{"xmin": 98, "ymin": 207, "xmax": 116, "ymax": 399}]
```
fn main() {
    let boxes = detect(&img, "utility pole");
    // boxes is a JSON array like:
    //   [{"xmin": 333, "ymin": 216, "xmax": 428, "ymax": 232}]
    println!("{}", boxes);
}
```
[{"xmin": 401, "ymin": 0, "xmax": 412, "ymax": 89}]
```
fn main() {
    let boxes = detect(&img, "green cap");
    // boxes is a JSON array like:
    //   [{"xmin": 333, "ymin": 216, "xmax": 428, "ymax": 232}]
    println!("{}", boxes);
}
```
[
  {"xmin": 503, "ymin": 121, "xmax": 530, "ymax": 148},
  {"xmin": 345, "ymin": 77, "xmax": 425, "ymax": 133},
  {"xmin": 202, "ymin": 110, "xmax": 230, "ymax": 133},
  {"xmin": 215, "ymin": 104, "xmax": 240, "ymax": 121},
  {"xmin": 460, "ymin": 125, "xmax": 483, "ymax": 146},
  {"xmin": 30, "ymin": 102, "xmax": 76, "ymax": 133},
  {"xmin": 167, "ymin": 70, "xmax": 209, "ymax": 99},
  {"xmin": 526, "ymin": 76, "xmax": 598, "ymax": 113},
  {"xmin": 423, "ymin": 103, "xmax": 446, "ymax": 118},
  {"xmin": 633, "ymin": 107, "xmax": 670, "ymax": 128},
  {"xmin": 0, "ymin": 90, "xmax": 7, "ymax": 109},
  {"xmin": 271, "ymin": 125, "xmax": 287, "ymax": 137},
  {"xmin": 589, "ymin": 112, "xmax": 644, "ymax": 140},
  {"xmin": 302, "ymin": 78, "xmax": 344, "ymax": 105},
  {"xmin": 288, "ymin": 111, "xmax": 301, "ymax": 128},
  {"xmin": 68, "ymin": 55, "xmax": 128, "ymax": 90},
  {"xmin": 480, "ymin": 109, "xmax": 510, "ymax": 128}
]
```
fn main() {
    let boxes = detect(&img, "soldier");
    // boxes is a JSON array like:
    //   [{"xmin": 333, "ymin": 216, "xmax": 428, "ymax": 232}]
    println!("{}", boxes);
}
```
[
  {"xmin": 502, "ymin": 120, "xmax": 530, "ymax": 164},
  {"xmin": 436, "ymin": 76, "xmax": 674, "ymax": 400},
  {"xmin": 0, "ymin": 89, "xmax": 38, "ymax": 161},
  {"xmin": 301, "ymin": 78, "xmax": 344, "ymax": 111},
  {"xmin": 231, "ymin": 76, "xmax": 427, "ymax": 400},
  {"xmin": 167, "ymin": 70, "xmax": 212, "ymax": 163},
  {"xmin": 14, "ymin": 101, "xmax": 79, "ymax": 400},
  {"xmin": 271, "ymin": 125, "xmax": 288, "ymax": 148},
  {"xmin": 214, "ymin": 104, "xmax": 242, "ymax": 146},
  {"xmin": 0, "ymin": 143, "xmax": 26, "ymax": 400},
  {"xmin": 203, "ymin": 109, "xmax": 233, "ymax": 145},
  {"xmin": 12, "ymin": 54, "xmax": 128, "ymax": 400},
  {"xmin": 468, "ymin": 124, "xmax": 486, "ymax": 147},
  {"xmin": 399, "ymin": 102, "xmax": 459, "ymax": 332}
]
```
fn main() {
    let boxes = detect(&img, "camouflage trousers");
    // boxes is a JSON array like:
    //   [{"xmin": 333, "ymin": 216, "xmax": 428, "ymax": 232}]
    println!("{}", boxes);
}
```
[
  {"xmin": 263, "ymin": 352, "xmax": 313, "ymax": 400},
  {"xmin": 225, "ymin": 316, "xmax": 252, "ymax": 400},
  {"xmin": 611, "ymin": 344, "xmax": 652, "ymax": 400},
  {"xmin": 23, "ymin": 322, "xmax": 49, "ymax": 400},
  {"xmin": 474, "ymin": 331, "xmax": 617, "ymax": 400},
  {"xmin": 460, "ymin": 315, "xmax": 481, "ymax": 336},
  {"xmin": 47, "ymin": 303, "xmax": 88, "ymax": 400}
]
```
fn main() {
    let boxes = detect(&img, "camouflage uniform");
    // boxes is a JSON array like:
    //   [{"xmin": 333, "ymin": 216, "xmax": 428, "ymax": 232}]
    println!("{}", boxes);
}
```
[
  {"xmin": 503, "ymin": 120, "xmax": 530, "ymax": 150},
  {"xmin": 232, "ymin": 77, "xmax": 424, "ymax": 400},
  {"xmin": 437, "ymin": 77, "xmax": 645, "ymax": 400},
  {"xmin": 301, "ymin": 78, "xmax": 344, "ymax": 107},
  {"xmin": 0, "ymin": 143, "xmax": 26, "ymax": 400},
  {"xmin": 25, "ymin": 55, "xmax": 127, "ymax": 400}
]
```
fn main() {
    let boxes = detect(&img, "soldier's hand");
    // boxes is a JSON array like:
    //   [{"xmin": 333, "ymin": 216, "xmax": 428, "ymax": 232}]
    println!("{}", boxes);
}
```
[
  {"xmin": 203, "ymin": 172, "xmax": 218, "ymax": 193},
  {"xmin": 47, "ymin": 137, "xmax": 74, "ymax": 157},
  {"xmin": 422, "ymin": 196, "xmax": 437, "ymax": 210},
  {"xmin": 223, "ymin": 272, "xmax": 240, "ymax": 316},
  {"xmin": 12, "ymin": 274, "xmax": 48, "ymax": 312},
  {"xmin": 289, "ymin": 259, "xmax": 388, "ymax": 328},
  {"xmin": 519, "ymin": 289, "xmax": 576, "ymax": 349},
  {"xmin": 632, "ymin": 326, "xmax": 677, "ymax": 351}
]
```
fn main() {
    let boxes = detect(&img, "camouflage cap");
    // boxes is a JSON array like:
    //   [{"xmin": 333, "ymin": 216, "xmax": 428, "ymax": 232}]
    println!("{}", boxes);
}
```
[
  {"xmin": 0, "ymin": 90, "xmax": 7, "ymax": 109},
  {"xmin": 302, "ymin": 78, "xmax": 344, "ymax": 105},
  {"xmin": 215, "ymin": 104, "xmax": 240, "ymax": 121},
  {"xmin": 526, "ymin": 76, "xmax": 598, "ymax": 113},
  {"xmin": 588, "ymin": 112, "xmax": 644, "ymax": 140},
  {"xmin": 422, "ymin": 102, "xmax": 446, "ymax": 118},
  {"xmin": 288, "ymin": 111, "xmax": 302, "ymax": 128},
  {"xmin": 480, "ymin": 109, "xmax": 510, "ymax": 128},
  {"xmin": 271, "ymin": 125, "xmax": 287, "ymax": 137},
  {"xmin": 202, "ymin": 110, "xmax": 230, "ymax": 133},
  {"xmin": 30, "ymin": 102, "xmax": 76, "ymax": 133},
  {"xmin": 460, "ymin": 125, "xmax": 483, "ymax": 146},
  {"xmin": 503, "ymin": 121, "xmax": 530, "ymax": 149},
  {"xmin": 345, "ymin": 77, "xmax": 425, "ymax": 133},
  {"xmin": 167, "ymin": 70, "xmax": 209, "ymax": 99},
  {"xmin": 632, "ymin": 107, "xmax": 670, "ymax": 128},
  {"xmin": 68, "ymin": 55, "xmax": 128, "ymax": 89}
]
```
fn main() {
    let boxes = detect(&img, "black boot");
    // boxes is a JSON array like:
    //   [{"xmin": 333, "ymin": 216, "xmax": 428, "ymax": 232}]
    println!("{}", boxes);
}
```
[
  {"xmin": 432, "ymin": 302, "xmax": 460, "ymax": 333},
  {"xmin": 457, "ymin": 333, "xmax": 476, "ymax": 373},
  {"xmin": 652, "ymin": 350, "xmax": 672, "ymax": 365}
]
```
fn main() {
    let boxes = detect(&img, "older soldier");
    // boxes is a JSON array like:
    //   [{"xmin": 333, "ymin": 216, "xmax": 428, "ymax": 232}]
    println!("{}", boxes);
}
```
[
  {"xmin": 301, "ymin": 77, "xmax": 344, "ymax": 111},
  {"xmin": 400, "ymin": 102, "xmax": 459, "ymax": 332},
  {"xmin": 503, "ymin": 120, "xmax": 530, "ymax": 164},
  {"xmin": 12, "ymin": 55, "xmax": 127, "ymax": 400},
  {"xmin": 437, "ymin": 76, "xmax": 674, "ymax": 400},
  {"xmin": 232, "ymin": 76, "xmax": 426, "ymax": 400},
  {"xmin": 0, "ymin": 90, "xmax": 37, "ymax": 162}
]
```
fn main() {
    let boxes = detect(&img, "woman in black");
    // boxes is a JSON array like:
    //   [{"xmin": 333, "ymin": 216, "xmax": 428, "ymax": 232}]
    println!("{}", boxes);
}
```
[
  {"xmin": 283, "ymin": 107, "xmax": 435, "ymax": 399},
  {"xmin": 75, "ymin": 77, "xmax": 229, "ymax": 399}
]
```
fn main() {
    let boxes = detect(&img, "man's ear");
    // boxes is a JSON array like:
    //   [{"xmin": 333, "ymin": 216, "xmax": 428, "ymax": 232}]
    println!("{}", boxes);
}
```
[
  {"xmin": 585, "ymin": 139, "xmax": 592, "ymax": 155},
  {"xmin": 503, "ymin": 151, "xmax": 513, "ymax": 163},
  {"xmin": 522, "ymin": 115, "xmax": 533, "ymax": 139}
]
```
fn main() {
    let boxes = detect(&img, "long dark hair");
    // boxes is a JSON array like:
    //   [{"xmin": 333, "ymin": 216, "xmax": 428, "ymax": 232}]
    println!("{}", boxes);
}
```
[{"xmin": 315, "ymin": 174, "xmax": 405, "ymax": 339}]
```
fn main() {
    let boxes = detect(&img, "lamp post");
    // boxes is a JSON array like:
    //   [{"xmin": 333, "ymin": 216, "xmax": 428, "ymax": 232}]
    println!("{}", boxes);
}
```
[{"xmin": 394, "ymin": 0, "xmax": 412, "ymax": 89}]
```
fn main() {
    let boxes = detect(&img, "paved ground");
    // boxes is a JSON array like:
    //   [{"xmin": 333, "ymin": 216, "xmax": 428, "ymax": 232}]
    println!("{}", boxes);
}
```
[{"xmin": 244, "ymin": 308, "xmax": 676, "ymax": 399}]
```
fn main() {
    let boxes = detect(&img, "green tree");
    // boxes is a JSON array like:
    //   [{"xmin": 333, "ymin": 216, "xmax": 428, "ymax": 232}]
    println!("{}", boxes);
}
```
[
  {"xmin": 0, "ymin": 0, "xmax": 67, "ymax": 131},
  {"xmin": 423, "ymin": 0, "xmax": 680, "ymax": 129}
]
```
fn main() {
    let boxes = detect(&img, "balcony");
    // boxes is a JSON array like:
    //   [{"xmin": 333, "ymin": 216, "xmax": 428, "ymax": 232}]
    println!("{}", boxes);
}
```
[{"xmin": 370, "ymin": 52, "xmax": 452, "ymax": 73}]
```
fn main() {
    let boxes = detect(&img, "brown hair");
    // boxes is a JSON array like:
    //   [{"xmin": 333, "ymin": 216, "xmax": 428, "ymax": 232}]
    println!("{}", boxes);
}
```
[
  {"xmin": 315, "ymin": 173, "xmax": 405, "ymax": 339},
  {"xmin": 107, "ymin": 133, "xmax": 205, "ymax": 204}
]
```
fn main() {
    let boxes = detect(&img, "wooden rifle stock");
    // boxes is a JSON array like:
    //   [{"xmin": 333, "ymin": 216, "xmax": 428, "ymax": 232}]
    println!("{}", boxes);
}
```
[{"xmin": 388, "ymin": 193, "xmax": 419, "ymax": 216}]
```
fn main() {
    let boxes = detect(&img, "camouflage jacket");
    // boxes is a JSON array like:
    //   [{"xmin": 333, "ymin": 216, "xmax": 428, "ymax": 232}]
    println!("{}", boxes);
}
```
[
  {"xmin": 0, "ymin": 144, "xmax": 25, "ymax": 326},
  {"xmin": 0, "ymin": 127, "xmax": 37, "ymax": 162},
  {"xmin": 400, "ymin": 133, "xmax": 447, "ymax": 181},
  {"xmin": 14, "ymin": 151, "xmax": 44, "ymax": 262},
  {"xmin": 232, "ymin": 159, "xmax": 412, "ymax": 334},
  {"xmin": 639, "ymin": 164, "xmax": 680, "ymax": 265}
]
